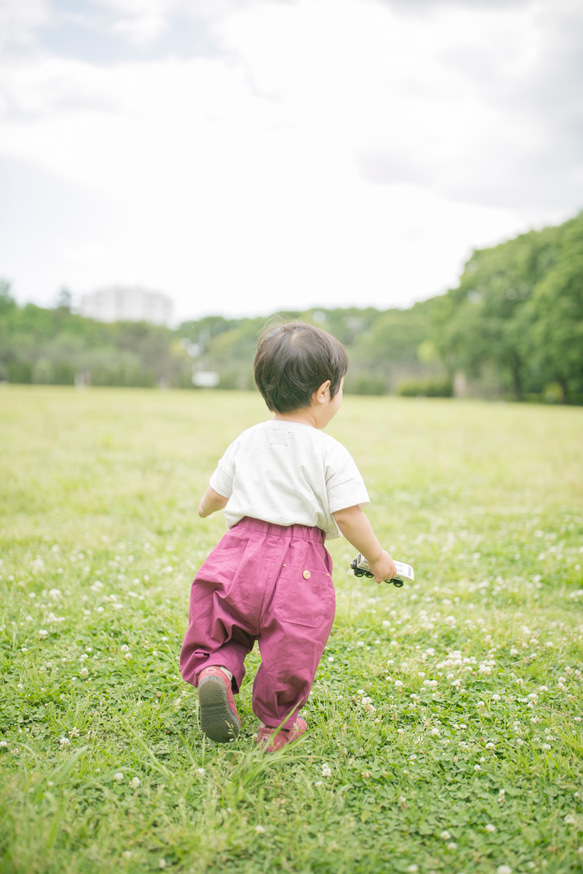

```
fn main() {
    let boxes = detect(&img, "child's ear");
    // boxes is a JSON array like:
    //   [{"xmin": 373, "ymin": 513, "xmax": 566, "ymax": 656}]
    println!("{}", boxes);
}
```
[{"xmin": 312, "ymin": 380, "xmax": 331, "ymax": 405}]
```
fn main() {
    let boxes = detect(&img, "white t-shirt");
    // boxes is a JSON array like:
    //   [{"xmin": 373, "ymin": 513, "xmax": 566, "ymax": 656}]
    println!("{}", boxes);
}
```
[{"xmin": 209, "ymin": 420, "xmax": 370, "ymax": 540}]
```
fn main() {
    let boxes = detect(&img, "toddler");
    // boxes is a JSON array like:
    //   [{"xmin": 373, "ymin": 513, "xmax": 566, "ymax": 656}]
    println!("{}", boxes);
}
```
[{"xmin": 180, "ymin": 322, "xmax": 396, "ymax": 751}]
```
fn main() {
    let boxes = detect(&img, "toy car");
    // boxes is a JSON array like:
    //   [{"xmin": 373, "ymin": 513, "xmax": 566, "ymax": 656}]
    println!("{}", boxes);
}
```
[{"xmin": 350, "ymin": 554, "xmax": 414, "ymax": 588}]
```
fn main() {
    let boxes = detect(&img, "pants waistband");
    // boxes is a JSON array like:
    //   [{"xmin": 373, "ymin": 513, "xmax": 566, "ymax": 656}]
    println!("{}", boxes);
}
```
[{"xmin": 233, "ymin": 516, "xmax": 326, "ymax": 544}]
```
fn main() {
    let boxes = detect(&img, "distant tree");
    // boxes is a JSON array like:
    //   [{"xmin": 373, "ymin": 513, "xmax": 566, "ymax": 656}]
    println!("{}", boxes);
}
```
[
  {"xmin": 55, "ymin": 287, "xmax": 73, "ymax": 312},
  {"xmin": 529, "ymin": 213, "xmax": 583, "ymax": 400},
  {"xmin": 355, "ymin": 299, "xmax": 440, "ymax": 366},
  {"xmin": 433, "ymin": 220, "xmax": 566, "ymax": 400}
]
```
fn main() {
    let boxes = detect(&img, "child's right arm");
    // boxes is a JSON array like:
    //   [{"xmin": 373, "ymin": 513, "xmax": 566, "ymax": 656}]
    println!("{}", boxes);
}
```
[
  {"xmin": 198, "ymin": 486, "xmax": 228, "ymax": 518},
  {"xmin": 332, "ymin": 505, "xmax": 397, "ymax": 584}
]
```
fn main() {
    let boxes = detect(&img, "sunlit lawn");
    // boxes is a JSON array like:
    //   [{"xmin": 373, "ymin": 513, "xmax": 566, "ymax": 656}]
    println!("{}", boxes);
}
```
[{"xmin": 1, "ymin": 386, "xmax": 582, "ymax": 873}]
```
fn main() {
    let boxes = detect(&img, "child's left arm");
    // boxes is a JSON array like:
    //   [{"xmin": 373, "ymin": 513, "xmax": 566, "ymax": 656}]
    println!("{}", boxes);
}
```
[
  {"xmin": 332, "ymin": 504, "xmax": 397, "ymax": 583},
  {"xmin": 198, "ymin": 486, "xmax": 229, "ymax": 517}
]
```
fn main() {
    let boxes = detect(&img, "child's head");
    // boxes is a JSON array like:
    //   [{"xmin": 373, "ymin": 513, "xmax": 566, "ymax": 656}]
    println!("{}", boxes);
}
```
[{"xmin": 254, "ymin": 321, "xmax": 349, "ymax": 413}]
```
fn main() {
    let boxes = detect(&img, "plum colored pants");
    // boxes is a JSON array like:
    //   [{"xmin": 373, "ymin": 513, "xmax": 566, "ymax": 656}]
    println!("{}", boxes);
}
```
[{"xmin": 180, "ymin": 517, "xmax": 335, "ymax": 729}]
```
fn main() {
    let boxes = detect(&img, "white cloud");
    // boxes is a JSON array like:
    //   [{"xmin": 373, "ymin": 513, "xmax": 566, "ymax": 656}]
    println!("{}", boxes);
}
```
[
  {"xmin": 0, "ymin": 0, "xmax": 581, "ymax": 320},
  {"xmin": 0, "ymin": 0, "xmax": 49, "ymax": 50}
]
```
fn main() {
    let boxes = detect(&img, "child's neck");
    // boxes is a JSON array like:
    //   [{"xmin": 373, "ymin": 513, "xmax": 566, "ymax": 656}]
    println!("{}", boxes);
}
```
[{"xmin": 273, "ymin": 409, "xmax": 319, "ymax": 428}]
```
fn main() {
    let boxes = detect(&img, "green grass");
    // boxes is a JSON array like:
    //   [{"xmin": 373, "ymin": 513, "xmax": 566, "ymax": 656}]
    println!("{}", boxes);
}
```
[{"xmin": 1, "ymin": 385, "xmax": 582, "ymax": 874}]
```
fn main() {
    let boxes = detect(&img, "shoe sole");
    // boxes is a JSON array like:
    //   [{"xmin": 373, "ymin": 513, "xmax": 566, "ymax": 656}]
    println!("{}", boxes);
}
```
[{"xmin": 198, "ymin": 676, "xmax": 241, "ymax": 743}]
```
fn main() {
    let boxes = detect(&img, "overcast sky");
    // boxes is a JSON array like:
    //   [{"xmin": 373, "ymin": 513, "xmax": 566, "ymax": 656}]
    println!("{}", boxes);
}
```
[{"xmin": 1, "ymin": 0, "xmax": 582, "ymax": 323}]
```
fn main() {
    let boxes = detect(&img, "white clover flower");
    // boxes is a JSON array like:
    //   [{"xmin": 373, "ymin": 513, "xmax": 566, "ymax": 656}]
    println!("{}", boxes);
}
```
[
  {"xmin": 79, "ymin": 667, "xmax": 88, "ymax": 677},
  {"xmin": 59, "ymin": 737, "xmax": 70, "ymax": 746},
  {"xmin": 407, "ymin": 866, "xmax": 419, "ymax": 873},
  {"xmin": 113, "ymin": 772, "xmax": 124, "ymax": 782},
  {"xmin": 440, "ymin": 830, "xmax": 451, "ymax": 840},
  {"xmin": 255, "ymin": 825, "xmax": 265, "ymax": 834},
  {"xmin": 48, "ymin": 588, "xmax": 62, "ymax": 600},
  {"xmin": 447, "ymin": 842, "xmax": 457, "ymax": 850},
  {"xmin": 564, "ymin": 813, "xmax": 576, "ymax": 825},
  {"xmin": 474, "ymin": 764, "xmax": 481, "ymax": 771},
  {"xmin": 69, "ymin": 728, "xmax": 80, "ymax": 738},
  {"xmin": 197, "ymin": 767, "xmax": 205, "ymax": 775},
  {"xmin": 124, "ymin": 653, "xmax": 132, "ymax": 660},
  {"xmin": 121, "ymin": 644, "xmax": 129, "ymax": 652},
  {"xmin": 130, "ymin": 777, "xmax": 141, "ymax": 789},
  {"xmin": 38, "ymin": 629, "xmax": 49, "ymax": 639},
  {"xmin": 158, "ymin": 859, "xmax": 167, "ymax": 869},
  {"xmin": 486, "ymin": 823, "xmax": 496, "ymax": 833},
  {"xmin": 321, "ymin": 764, "xmax": 332, "ymax": 777},
  {"xmin": 497, "ymin": 866, "xmax": 512, "ymax": 874}
]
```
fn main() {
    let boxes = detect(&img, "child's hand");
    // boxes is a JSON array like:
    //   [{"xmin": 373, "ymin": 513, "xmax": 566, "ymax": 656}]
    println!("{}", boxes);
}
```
[{"xmin": 367, "ymin": 550, "xmax": 398, "ymax": 584}]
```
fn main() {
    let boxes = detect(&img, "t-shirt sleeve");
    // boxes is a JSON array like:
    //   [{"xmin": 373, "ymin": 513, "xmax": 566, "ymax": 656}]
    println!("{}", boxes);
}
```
[
  {"xmin": 325, "ymin": 441, "xmax": 370, "ymax": 513},
  {"xmin": 209, "ymin": 439, "xmax": 238, "ymax": 498}
]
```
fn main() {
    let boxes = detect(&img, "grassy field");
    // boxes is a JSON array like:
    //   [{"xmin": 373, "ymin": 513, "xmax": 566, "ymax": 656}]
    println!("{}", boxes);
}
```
[{"xmin": 1, "ymin": 385, "xmax": 582, "ymax": 874}]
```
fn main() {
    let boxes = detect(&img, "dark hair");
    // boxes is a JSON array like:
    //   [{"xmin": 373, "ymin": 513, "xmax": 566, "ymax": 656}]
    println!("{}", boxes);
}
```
[{"xmin": 254, "ymin": 321, "xmax": 349, "ymax": 413}]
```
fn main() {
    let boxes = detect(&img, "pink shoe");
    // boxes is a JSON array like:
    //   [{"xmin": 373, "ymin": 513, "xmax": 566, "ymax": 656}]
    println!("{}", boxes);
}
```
[
  {"xmin": 256, "ymin": 717, "xmax": 307, "ymax": 753},
  {"xmin": 197, "ymin": 666, "xmax": 241, "ymax": 743}
]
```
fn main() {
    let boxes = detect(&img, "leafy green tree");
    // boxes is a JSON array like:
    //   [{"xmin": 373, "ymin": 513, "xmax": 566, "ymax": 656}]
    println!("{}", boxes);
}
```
[
  {"xmin": 433, "ymin": 220, "xmax": 565, "ymax": 400},
  {"xmin": 55, "ymin": 287, "xmax": 72, "ymax": 312},
  {"xmin": 529, "ymin": 213, "xmax": 583, "ymax": 400},
  {"xmin": 0, "ymin": 279, "xmax": 16, "ymax": 314}
]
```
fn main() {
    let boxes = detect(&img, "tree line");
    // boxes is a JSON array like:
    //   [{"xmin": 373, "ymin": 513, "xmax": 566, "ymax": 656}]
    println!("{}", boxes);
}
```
[
  {"xmin": 1, "ymin": 210, "xmax": 581, "ymax": 402},
  {"xmin": 434, "ymin": 210, "xmax": 583, "ymax": 403}
]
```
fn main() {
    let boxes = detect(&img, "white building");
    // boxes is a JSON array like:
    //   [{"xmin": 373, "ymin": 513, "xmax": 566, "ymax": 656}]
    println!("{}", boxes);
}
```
[{"xmin": 80, "ymin": 287, "xmax": 173, "ymax": 325}]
